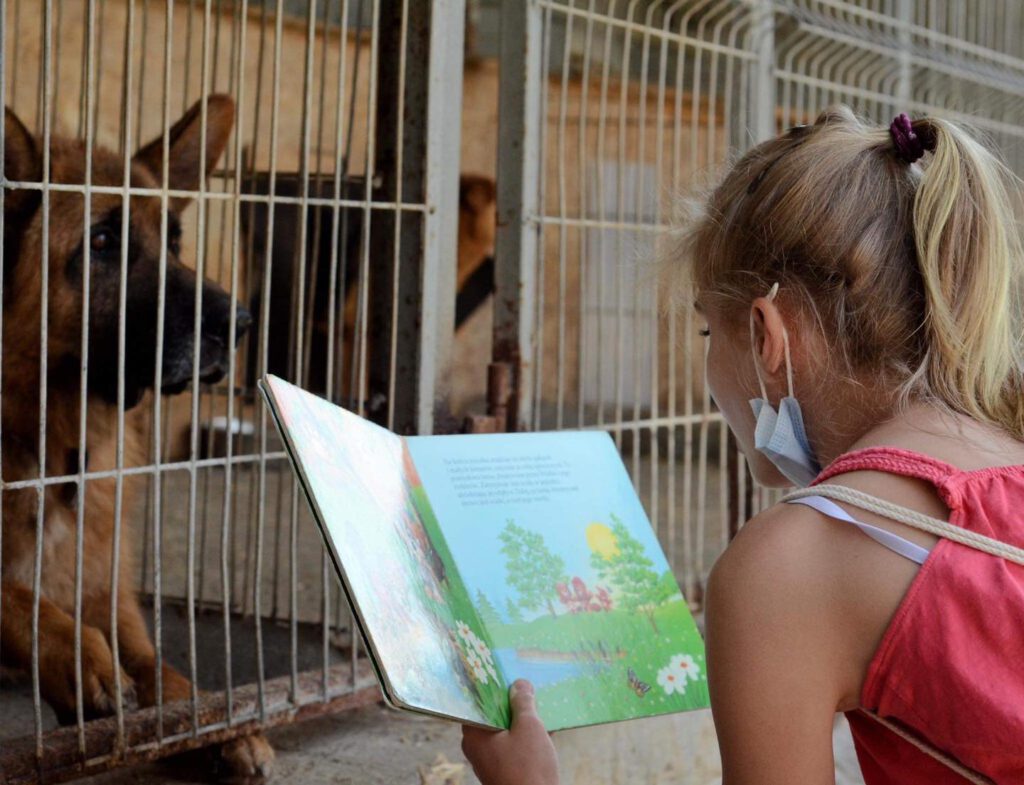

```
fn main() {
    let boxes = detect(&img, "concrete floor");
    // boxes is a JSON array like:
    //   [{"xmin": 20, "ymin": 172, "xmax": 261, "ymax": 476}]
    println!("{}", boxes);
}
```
[
  {"xmin": 0, "ymin": 600, "xmax": 864, "ymax": 785},
  {"xmin": 70, "ymin": 702, "xmax": 863, "ymax": 785}
]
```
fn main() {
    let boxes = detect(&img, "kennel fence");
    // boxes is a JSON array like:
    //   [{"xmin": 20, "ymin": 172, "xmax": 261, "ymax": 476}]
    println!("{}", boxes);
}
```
[
  {"xmin": 0, "ymin": 0, "xmax": 463, "ymax": 780},
  {"xmin": 3, "ymin": 0, "xmax": 1024, "ymax": 782},
  {"xmin": 492, "ymin": 0, "xmax": 1024, "ymax": 607}
]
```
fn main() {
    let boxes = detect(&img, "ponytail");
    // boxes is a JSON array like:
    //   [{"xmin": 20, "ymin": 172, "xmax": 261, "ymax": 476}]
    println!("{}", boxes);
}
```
[
  {"xmin": 681, "ymin": 105, "xmax": 1024, "ymax": 441},
  {"xmin": 910, "ymin": 117, "xmax": 1024, "ymax": 438}
]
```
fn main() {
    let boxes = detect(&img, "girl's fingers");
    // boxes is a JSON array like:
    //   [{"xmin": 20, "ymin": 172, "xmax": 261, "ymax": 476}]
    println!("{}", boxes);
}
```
[{"xmin": 509, "ymin": 679, "xmax": 538, "ymax": 721}]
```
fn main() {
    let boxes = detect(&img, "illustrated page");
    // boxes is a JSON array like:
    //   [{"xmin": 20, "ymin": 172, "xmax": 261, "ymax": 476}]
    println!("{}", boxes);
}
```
[
  {"xmin": 262, "ymin": 376, "xmax": 509, "ymax": 727},
  {"xmin": 405, "ymin": 430, "xmax": 710, "ymax": 731}
]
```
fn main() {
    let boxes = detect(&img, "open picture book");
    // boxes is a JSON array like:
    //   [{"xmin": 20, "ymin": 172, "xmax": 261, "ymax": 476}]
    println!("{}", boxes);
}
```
[{"xmin": 259, "ymin": 374, "xmax": 710, "ymax": 730}]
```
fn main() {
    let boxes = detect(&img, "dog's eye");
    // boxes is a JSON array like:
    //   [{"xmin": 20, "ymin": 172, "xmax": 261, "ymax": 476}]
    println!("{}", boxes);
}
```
[{"xmin": 90, "ymin": 228, "xmax": 114, "ymax": 254}]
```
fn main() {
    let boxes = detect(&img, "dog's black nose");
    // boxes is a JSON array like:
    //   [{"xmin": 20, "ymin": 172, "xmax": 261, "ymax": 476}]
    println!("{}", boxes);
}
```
[{"xmin": 234, "ymin": 307, "xmax": 252, "ymax": 344}]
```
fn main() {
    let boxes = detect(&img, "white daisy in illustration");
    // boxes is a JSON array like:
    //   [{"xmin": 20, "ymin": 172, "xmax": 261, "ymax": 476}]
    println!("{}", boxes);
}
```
[
  {"xmin": 471, "ymin": 634, "xmax": 493, "ymax": 662},
  {"xmin": 669, "ymin": 653, "xmax": 701, "ymax": 682},
  {"xmin": 656, "ymin": 663, "xmax": 688, "ymax": 695},
  {"xmin": 482, "ymin": 654, "xmax": 499, "ymax": 681},
  {"xmin": 466, "ymin": 650, "xmax": 489, "ymax": 684},
  {"xmin": 453, "ymin": 619, "xmax": 500, "ymax": 684}
]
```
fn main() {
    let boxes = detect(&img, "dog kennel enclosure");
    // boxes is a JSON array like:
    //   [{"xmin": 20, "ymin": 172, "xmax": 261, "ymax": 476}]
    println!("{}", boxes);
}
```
[{"xmin": 3, "ymin": 0, "xmax": 1024, "ymax": 781}]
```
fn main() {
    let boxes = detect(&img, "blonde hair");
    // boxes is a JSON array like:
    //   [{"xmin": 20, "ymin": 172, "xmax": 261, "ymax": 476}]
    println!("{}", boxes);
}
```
[{"xmin": 677, "ymin": 105, "xmax": 1024, "ymax": 440}]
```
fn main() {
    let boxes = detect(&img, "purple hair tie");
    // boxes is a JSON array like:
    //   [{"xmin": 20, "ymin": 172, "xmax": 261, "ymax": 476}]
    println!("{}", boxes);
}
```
[{"xmin": 889, "ymin": 112, "xmax": 930, "ymax": 164}]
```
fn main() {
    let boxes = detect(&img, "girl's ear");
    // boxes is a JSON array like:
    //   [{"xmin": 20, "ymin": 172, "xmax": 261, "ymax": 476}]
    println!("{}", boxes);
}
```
[{"xmin": 750, "ymin": 296, "xmax": 787, "ymax": 379}]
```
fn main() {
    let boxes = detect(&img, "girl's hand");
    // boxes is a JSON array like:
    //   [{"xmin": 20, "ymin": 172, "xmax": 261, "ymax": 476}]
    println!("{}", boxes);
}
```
[{"xmin": 461, "ymin": 679, "xmax": 560, "ymax": 785}]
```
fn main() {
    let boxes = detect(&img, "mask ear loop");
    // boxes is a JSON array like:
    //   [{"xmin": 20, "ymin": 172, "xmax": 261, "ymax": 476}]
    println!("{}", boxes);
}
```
[
  {"xmin": 749, "ymin": 304, "xmax": 770, "ymax": 401},
  {"xmin": 750, "ymin": 283, "xmax": 796, "ymax": 400},
  {"xmin": 781, "ymin": 325, "xmax": 795, "ymax": 398}
]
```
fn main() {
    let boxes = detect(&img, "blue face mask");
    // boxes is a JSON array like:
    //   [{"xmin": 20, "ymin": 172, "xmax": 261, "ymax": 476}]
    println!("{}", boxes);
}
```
[{"xmin": 748, "ymin": 285, "xmax": 822, "ymax": 487}]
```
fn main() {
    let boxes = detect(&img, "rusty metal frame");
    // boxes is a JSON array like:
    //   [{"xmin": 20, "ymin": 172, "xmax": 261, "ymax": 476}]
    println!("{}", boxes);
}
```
[{"xmin": 1, "ymin": 663, "xmax": 380, "ymax": 784}]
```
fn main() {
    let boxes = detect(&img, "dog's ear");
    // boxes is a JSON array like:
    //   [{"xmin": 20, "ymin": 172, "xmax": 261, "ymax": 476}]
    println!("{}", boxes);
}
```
[
  {"xmin": 4, "ymin": 108, "xmax": 42, "ymax": 292},
  {"xmin": 4, "ymin": 107, "xmax": 41, "ymax": 195},
  {"xmin": 133, "ymin": 94, "xmax": 234, "ymax": 212}
]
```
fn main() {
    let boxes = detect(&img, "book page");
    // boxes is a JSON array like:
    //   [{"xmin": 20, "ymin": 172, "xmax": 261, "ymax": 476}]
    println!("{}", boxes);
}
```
[
  {"xmin": 261, "ymin": 376, "xmax": 508, "ymax": 727},
  {"xmin": 405, "ymin": 430, "xmax": 710, "ymax": 731}
]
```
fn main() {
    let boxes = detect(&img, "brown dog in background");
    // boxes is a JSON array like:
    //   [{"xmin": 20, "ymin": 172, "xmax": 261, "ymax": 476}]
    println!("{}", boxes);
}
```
[{"xmin": 0, "ymin": 96, "xmax": 273, "ymax": 779}]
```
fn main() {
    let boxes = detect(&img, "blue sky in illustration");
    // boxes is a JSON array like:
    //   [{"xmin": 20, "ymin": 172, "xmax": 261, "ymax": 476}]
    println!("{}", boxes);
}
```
[{"xmin": 406, "ymin": 430, "xmax": 670, "ymax": 621}]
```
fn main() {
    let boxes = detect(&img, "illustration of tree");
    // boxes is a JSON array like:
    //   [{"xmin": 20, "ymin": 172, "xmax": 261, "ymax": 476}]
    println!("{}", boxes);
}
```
[
  {"xmin": 656, "ymin": 570, "xmax": 682, "ymax": 603},
  {"xmin": 475, "ymin": 590, "xmax": 503, "ymax": 627},
  {"xmin": 499, "ymin": 520, "xmax": 567, "ymax": 618},
  {"xmin": 590, "ymin": 514, "xmax": 663, "ymax": 631},
  {"xmin": 505, "ymin": 597, "xmax": 524, "ymax": 625}
]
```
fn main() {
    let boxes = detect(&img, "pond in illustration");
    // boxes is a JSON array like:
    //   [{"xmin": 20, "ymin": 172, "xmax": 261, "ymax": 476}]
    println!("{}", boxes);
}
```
[{"xmin": 493, "ymin": 648, "xmax": 611, "ymax": 688}]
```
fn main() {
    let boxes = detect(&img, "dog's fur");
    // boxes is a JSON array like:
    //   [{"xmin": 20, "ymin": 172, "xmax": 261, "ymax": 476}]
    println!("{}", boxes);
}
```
[
  {"xmin": 456, "ymin": 174, "xmax": 496, "ymax": 292},
  {"xmin": 335, "ymin": 173, "xmax": 497, "ymax": 408},
  {"xmin": 0, "ymin": 96, "xmax": 273, "ymax": 779}
]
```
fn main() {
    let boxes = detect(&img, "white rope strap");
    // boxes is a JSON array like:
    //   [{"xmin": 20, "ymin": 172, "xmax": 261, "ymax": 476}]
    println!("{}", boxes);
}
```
[
  {"xmin": 782, "ymin": 484, "xmax": 1024, "ymax": 566},
  {"xmin": 859, "ymin": 710, "xmax": 995, "ymax": 785}
]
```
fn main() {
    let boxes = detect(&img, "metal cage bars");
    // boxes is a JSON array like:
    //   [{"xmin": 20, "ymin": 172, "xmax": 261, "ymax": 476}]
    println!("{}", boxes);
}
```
[
  {"xmin": 493, "ymin": 0, "xmax": 1024, "ymax": 605},
  {"xmin": 0, "ymin": 0, "xmax": 464, "ymax": 780}
]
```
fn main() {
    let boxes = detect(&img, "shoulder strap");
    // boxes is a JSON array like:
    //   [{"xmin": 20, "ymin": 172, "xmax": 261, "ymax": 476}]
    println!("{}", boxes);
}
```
[
  {"xmin": 786, "ymin": 496, "xmax": 930, "ymax": 564},
  {"xmin": 782, "ymin": 484, "xmax": 1024, "ymax": 566},
  {"xmin": 859, "ymin": 710, "xmax": 995, "ymax": 785},
  {"xmin": 784, "ymin": 484, "xmax": 1010, "ymax": 783}
]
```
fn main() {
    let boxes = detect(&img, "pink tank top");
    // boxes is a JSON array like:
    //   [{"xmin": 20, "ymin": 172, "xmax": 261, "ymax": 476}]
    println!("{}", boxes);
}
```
[{"xmin": 809, "ymin": 446, "xmax": 1024, "ymax": 784}]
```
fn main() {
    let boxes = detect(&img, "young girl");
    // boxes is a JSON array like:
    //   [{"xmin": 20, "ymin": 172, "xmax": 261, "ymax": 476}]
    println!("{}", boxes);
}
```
[{"xmin": 461, "ymin": 106, "xmax": 1024, "ymax": 784}]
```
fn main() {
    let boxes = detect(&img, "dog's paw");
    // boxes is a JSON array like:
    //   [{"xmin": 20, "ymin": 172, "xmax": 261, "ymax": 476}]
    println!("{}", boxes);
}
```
[
  {"xmin": 79, "ymin": 625, "xmax": 136, "ymax": 717},
  {"xmin": 215, "ymin": 732, "xmax": 275, "ymax": 783},
  {"xmin": 46, "ymin": 624, "xmax": 136, "ymax": 722}
]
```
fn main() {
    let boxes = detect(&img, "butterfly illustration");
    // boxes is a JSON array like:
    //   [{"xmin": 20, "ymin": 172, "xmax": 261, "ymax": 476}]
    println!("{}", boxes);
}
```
[{"xmin": 627, "ymin": 667, "xmax": 651, "ymax": 698}]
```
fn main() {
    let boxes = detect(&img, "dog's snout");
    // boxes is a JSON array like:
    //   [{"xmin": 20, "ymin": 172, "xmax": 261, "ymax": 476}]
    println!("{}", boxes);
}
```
[
  {"xmin": 199, "ymin": 285, "xmax": 250, "ymax": 348},
  {"xmin": 157, "ymin": 273, "xmax": 251, "ymax": 393},
  {"xmin": 210, "ymin": 302, "xmax": 250, "ymax": 347}
]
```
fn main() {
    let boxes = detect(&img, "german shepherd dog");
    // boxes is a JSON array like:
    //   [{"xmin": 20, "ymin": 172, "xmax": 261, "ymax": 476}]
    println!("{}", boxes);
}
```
[{"xmin": 1, "ymin": 96, "xmax": 273, "ymax": 779}]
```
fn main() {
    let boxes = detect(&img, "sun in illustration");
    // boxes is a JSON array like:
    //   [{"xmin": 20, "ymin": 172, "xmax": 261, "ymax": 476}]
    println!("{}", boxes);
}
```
[{"xmin": 586, "ymin": 523, "xmax": 619, "ymax": 559}]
